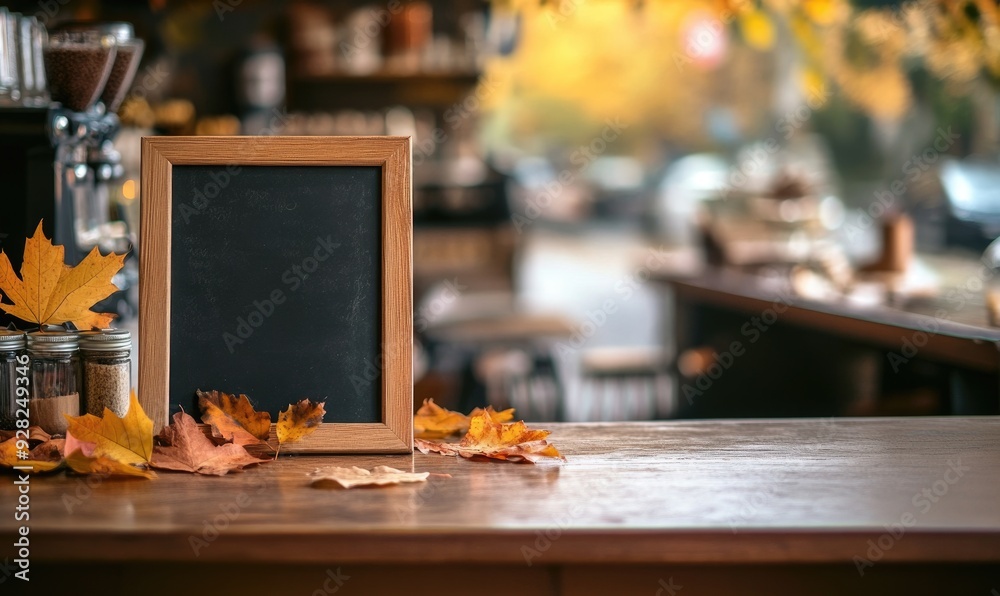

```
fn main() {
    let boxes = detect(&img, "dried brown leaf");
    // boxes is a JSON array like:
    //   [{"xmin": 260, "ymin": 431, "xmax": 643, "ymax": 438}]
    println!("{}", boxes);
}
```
[
  {"xmin": 415, "ymin": 410, "xmax": 564, "ymax": 463},
  {"xmin": 276, "ymin": 399, "xmax": 325, "ymax": 444},
  {"xmin": 151, "ymin": 411, "xmax": 268, "ymax": 476},
  {"xmin": 309, "ymin": 465, "xmax": 433, "ymax": 489},
  {"xmin": 197, "ymin": 389, "xmax": 272, "ymax": 446}
]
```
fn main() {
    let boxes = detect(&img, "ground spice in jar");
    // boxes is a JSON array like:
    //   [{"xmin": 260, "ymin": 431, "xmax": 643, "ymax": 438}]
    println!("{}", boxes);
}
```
[
  {"xmin": 80, "ymin": 329, "xmax": 131, "ymax": 417},
  {"xmin": 27, "ymin": 331, "xmax": 80, "ymax": 435},
  {"xmin": 29, "ymin": 393, "xmax": 79, "ymax": 435}
]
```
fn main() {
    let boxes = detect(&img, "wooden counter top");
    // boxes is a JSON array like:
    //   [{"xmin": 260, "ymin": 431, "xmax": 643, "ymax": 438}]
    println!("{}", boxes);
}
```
[
  {"xmin": 653, "ymin": 265, "xmax": 1000, "ymax": 372},
  {"xmin": 4, "ymin": 417, "xmax": 999, "ymax": 569}
]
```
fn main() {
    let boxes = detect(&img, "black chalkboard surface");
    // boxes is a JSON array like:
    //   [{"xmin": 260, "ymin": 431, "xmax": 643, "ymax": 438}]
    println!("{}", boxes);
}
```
[
  {"xmin": 169, "ymin": 165, "xmax": 381, "ymax": 422},
  {"xmin": 141, "ymin": 136, "xmax": 412, "ymax": 453}
]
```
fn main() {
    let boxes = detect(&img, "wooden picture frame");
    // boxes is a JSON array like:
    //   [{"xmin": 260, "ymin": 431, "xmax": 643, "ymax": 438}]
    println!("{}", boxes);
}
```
[{"xmin": 139, "ymin": 136, "xmax": 412, "ymax": 453}]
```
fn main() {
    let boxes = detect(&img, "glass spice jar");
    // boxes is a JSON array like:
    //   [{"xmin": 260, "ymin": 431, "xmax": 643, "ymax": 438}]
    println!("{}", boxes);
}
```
[
  {"xmin": 0, "ymin": 330, "xmax": 26, "ymax": 431},
  {"xmin": 27, "ymin": 331, "xmax": 80, "ymax": 435},
  {"xmin": 80, "ymin": 328, "xmax": 131, "ymax": 417}
]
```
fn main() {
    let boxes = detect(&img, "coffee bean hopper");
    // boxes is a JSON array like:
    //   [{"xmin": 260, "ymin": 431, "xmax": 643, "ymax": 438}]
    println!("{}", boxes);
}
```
[{"xmin": 0, "ymin": 19, "xmax": 143, "ymax": 327}]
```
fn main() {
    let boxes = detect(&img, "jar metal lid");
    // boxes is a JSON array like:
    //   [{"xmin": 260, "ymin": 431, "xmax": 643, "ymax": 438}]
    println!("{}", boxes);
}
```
[
  {"xmin": 79, "ymin": 328, "xmax": 132, "ymax": 352},
  {"xmin": 27, "ymin": 331, "xmax": 80, "ymax": 354},
  {"xmin": 0, "ymin": 330, "xmax": 25, "ymax": 352}
]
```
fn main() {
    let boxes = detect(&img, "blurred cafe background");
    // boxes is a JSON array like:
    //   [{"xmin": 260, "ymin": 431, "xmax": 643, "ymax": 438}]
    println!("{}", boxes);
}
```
[{"xmin": 2, "ymin": 0, "xmax": 1000, "ymax": 421}]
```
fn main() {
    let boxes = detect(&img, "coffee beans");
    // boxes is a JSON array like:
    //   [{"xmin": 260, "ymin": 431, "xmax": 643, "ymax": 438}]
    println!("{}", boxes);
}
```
[
  {"xmin": 100, "ymin": 41, "xmax": 141, "ymax": 112},
  {"xmin": 44, "ymin": 40, "xmax": 115, "ymax": 111}
]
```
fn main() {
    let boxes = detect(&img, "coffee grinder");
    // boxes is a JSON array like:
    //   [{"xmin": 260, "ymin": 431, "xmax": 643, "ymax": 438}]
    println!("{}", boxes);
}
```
[{"xmin": 0, "ymin": 20, "xmax": 143, "ymax": 326}]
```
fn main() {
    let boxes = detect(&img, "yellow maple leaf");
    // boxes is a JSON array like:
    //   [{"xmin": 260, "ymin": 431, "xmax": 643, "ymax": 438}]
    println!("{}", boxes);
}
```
[
  {"xmin": 276, "ymin": 399, "xmax": 325, "ymax": 444},
  {"xmin": 65, "ymin": 449, "xmax": 155, "ymax": 479},
  {"xmin": 0, "ymin": 221, "xmax": 124, "ymax": 329},
  {"xmin": 64, "ymin": 391, "xmax": 153, "ymax": 465},
  {"xmin": 197, "ymin": 389, "xmax": 272, "ymax": 446},
  {"xmin": 415, "ymin": 410, "xmax": 564, "ymax": 463},
  {"xmin": 413, "ymin": 399, "xmax": 515, "ymax": 439}
]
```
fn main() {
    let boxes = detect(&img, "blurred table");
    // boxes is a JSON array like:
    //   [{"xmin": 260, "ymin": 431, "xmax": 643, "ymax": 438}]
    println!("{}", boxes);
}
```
[
  {"xmin": 651, "ymin": 254, "xmax": 1000, "ymax": 417},
  {"xmin": 5, "ymin": 418, "xmax": 1000, "ymax": 595}
]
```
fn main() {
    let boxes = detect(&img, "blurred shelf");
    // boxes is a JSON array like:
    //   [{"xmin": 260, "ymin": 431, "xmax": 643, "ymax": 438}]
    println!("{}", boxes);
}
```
[{"xmin": 287, "ymin": 70, "xmax": 481, "ymax": 111}]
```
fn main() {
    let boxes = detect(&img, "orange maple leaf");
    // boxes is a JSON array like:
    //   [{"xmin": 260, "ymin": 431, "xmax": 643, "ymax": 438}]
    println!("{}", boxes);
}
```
[
  {"xmin": 198, "ymin": 389, "xmax": 272, "ymax": 446},
  {"xmin": 415, "ymin": 410, "xmax": 564, "ymax": 463},
  {"xmin": 276, "ymin": 399, "xmax": 326, "ymax": 445},
  {"xmin": 413, "ymin": 399, "xmax": 515, "ymax": 439},
  {"xmin": 0, "ymin": 221, "xmax": 124, "ymax": 329}
]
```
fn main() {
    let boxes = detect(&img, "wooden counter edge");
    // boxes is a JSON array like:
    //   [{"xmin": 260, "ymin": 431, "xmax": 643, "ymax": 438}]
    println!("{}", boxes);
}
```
[{"xmin": 31, "ymin": 528, "xmax": 1000, "ymax": 565}]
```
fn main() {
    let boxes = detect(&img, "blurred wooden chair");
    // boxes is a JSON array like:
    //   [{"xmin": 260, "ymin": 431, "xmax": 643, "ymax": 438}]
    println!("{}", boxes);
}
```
[{"xmin": 578, "ymin": 347, "xmax": 673, "ymax": 421}]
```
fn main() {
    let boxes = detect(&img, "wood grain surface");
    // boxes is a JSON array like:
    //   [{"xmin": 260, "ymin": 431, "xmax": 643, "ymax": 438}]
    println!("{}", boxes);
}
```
[{"xmin": 3, "ymin": 418, "xmax": 998, "ymax": 566}]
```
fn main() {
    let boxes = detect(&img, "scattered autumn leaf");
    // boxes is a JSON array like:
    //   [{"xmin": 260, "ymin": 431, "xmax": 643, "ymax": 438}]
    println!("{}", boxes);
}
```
[
  {"xmin": 65, "ymin": 449, "xmax": 156, "ymax": 479},
  {"xmin": 0, "ymin": 221, "xmax": 125, "ymax": 329},
  {"xmin": 30, "ymin": 438, "xmax": 65, "ymax": 462},
  {"xmin": 471, "ymin": 405, "xmax": 515, "ymax": 425},
  {"xmin": 415, "ymin": 410, "xmax": 564, "ymax": 464},
  {"xmin": 64, "ymin": 390, "xmax": 153, "ymax": 465},
  {"xmin": 0, "ymin": 426, "xmax": 51, "ymax": 444},
  {"xmin": 0, "ymin": 437, "xmax": 63, "ymax": 472},
  {"xmin": 198, "ymin": 389, "xmax": 272, "ymax": 446},
  {"xmin": 413, "ymin": 398, "xmax": 515, "ymax": 439},
  {"xmin": 151, "ymin": 411, "xmax": 268, "ymax": 476},
  {"xmin": 276, "ymin": 399, "xmax": 325, "ymax": 444},
  {"xmin": 309, "ymin": 466, "xmax": 436, "ymax": 489},
  {"xmin": 413, "ymin": 399, "xmax": 468, "ymax": 439},
  {"xmin": 65, "ymin": 431, "xmax": 96, "ymax": 458}
]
